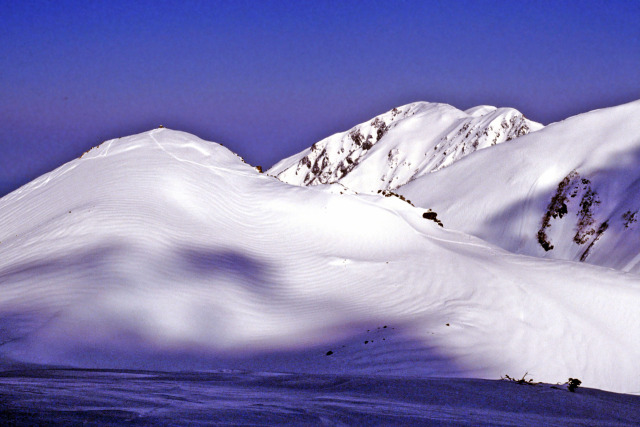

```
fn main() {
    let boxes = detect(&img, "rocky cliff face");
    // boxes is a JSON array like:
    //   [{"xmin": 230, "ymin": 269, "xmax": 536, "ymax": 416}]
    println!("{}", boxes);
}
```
[{"xmin": 268, "ymin": 102, "xmax": 542, "ymax": 193}]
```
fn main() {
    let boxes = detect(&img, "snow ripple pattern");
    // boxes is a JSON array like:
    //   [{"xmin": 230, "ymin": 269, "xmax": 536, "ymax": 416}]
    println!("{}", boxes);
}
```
[{"xmin": 0, "ymin": 129, "xmax": 638, "ymax": 394}]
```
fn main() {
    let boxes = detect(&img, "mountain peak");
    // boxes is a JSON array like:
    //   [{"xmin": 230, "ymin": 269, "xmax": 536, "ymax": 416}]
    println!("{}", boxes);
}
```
[
  {"xmin": 80, "ymin": 128, "xmax": 250, "ymax": 168},
  {"xmin": 268, "ymin": 102, "xmax": 542, "ymax": 192},
  {"xmin": 464, "ymin": 105, "xmax": 497, "ymax": 117},
  {"xmin": 0, "ymin": 128, "xmax": 259, "ymax": 207}
]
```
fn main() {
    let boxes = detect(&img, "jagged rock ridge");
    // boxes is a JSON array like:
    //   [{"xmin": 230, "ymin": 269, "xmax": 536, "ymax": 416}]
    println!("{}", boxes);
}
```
[{"xmin": 268, "ymin": 102, "xmax": 542, "ymax": 193}]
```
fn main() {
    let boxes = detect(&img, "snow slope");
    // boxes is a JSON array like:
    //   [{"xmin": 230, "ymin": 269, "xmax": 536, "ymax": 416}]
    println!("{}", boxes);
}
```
[
  {"xmin": 0, "ymin": 129, "xmax": 639, "ymax": 394},
  {"xmin": 268, "ymin": 102, "xmax": 542, "ymax": 193},
  {"xmin": 3, "ymin": 370, "xmax": 639, "ymax": 425},
  {"xmin": 398, "ymin": 100, "xmax": 640, "ymax": 272}
]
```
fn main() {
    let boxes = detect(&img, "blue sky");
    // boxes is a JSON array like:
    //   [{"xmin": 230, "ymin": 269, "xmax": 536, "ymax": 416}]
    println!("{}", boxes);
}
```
[{"xmin": 1, "ymin": 0, "xmax": 638, "ymax": 196}]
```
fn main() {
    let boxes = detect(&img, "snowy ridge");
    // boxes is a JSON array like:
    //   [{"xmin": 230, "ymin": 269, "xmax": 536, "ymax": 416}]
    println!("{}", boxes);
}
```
[
  {"xmin": 268, "ymin": 101, "xmax": 541, "ymax": 192},
  {"xmin": 1, "ymin": 129, "xmax": 639, "ymax": 394},
  {"xmin": 398, "ymin": 99, "xmax": 640, "ymax": 272}
]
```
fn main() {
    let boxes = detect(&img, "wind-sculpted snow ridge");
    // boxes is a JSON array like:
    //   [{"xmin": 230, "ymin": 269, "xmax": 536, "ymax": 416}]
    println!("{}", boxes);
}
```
[
  {"xmin": 268, "ymin": 101, "xmax": 542, "ymax": 192},
  {"xmin": 1, "ymin": 129, "xmax": 639, "ymax": 394},
  {"xmin": 398, "ymin": 99, "xmax": 640, "ymax": 273}
]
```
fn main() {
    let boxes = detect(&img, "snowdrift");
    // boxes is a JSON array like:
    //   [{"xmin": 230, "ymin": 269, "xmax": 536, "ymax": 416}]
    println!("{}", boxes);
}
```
[{"xmin": 0, "ymin": 129, "xmax": 639, "ymax": 393}]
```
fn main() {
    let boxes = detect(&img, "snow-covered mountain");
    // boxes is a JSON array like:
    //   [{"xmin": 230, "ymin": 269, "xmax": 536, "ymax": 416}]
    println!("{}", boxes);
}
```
[
  {"xmin": 398, "ymin": 100, "xmax": 640, "ymax": 272},
  {"xmin": 1, "ymin": 129, "xmax": 639, "ymax": 394},
  {"xmin": 269, "ymin": 99, "xmax": 640, "ymax": 273},
  {"xmin": 268, "ymin": 102, "xmax": 542, "ymax": 193}
]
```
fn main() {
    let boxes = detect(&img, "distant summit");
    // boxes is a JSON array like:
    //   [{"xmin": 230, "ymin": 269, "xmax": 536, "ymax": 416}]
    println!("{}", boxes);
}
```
[{"xmin": 268, "ymin": 101, "xmax": 542, "ymax": 193}]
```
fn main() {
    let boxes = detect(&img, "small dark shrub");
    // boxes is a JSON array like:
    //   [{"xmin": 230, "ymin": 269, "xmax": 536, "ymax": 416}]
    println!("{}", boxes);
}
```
[
  {"xmin": 567, "ymin": 378, "xmax": 581, "ymax": 392},
  {"xmin": 502, "ymin": 373, "xmax": 538, "ymax": 385}
]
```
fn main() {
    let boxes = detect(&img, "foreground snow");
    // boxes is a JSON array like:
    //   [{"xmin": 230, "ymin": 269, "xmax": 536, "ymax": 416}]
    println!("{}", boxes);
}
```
[
  {"xmin": 0, "ymin": 129, "xmax": 639, "ymax": 397},
  {"xmin": 1, "ymin": 369, "xmax": 639, "ymax": 425}
]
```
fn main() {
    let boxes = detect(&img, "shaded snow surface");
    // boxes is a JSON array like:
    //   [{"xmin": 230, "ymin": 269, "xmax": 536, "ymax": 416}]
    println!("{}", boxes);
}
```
[
  {"xmin": 1, "ymin": 369, "xmax": 639, "ymax": 426},
  {"xmin": 0, "ymin": 128, "xmax": 639, "ymax": 420}
]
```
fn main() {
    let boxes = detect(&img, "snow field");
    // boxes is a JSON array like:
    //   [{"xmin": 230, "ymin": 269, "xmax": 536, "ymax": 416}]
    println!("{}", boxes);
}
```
[
  {"xmin": 399, "ymin": 100, "xmax": 640, "ymax": 272},
  {"xmin": 0, "ymin": 129, "xmax": 638, "ymax": 394}
]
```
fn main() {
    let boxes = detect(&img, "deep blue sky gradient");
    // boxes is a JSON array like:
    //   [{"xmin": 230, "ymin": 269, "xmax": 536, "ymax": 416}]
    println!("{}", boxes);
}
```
[{"xmin": 1, "ymin": 0, "xmax": 639, "ymax": 196}]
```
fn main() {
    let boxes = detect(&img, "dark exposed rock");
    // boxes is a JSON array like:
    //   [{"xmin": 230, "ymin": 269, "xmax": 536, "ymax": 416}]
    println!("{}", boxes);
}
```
[
  {"xmin": 349, "ymin": 130, "xmax": 363, "ymax": 146},
  {"xmin": 580, "ymin": 221, "xmax": 608, "ymax": 262},
  {"xmin": 423, "ymin": 212, "xmax": 438, "ymax": 220},
  {"xmin": 574, "ymin": 182, "xmax": 601, "ymax": 245},
  {"xmin": 622, "ymin": 210, "xmax": 638, "ymax": 228},
  {"xmin": 538, "ymin": 171, "xmax": 579, "ymax": 251},
  {"xmin": 538, "ymin": 170, "xmax": 606, "ymax": 252}
]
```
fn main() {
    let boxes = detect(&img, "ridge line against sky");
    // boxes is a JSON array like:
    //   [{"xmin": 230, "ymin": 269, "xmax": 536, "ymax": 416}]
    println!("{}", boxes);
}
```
[{"xmin": 1, "ymin": 0, "xmax": 639, "ymax": 197}]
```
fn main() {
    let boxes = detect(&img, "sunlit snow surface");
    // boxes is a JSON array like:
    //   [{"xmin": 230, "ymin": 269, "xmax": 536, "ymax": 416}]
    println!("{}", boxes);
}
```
[
  {"xmin": 271, "ymin": 100, "xmax": 640, "ymax": 273},
  {"xmin": 268, "ymin": 102, "xmax": 542, "ymax": 192},
  {"xmin": 398, "ymin": 100, "xmax": 640, "ymax": 271},
  {"xmin": 0, "ymin": 127, "xmax": 639, "ymax": 423}
]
